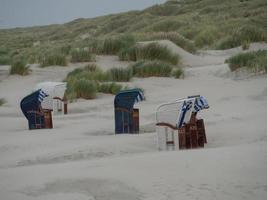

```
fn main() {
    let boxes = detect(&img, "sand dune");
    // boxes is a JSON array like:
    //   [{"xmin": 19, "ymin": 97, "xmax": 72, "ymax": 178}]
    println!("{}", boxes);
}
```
[
  {"xmin": 0, "ymin": 42, "xmax": 267, "ymax": 200},
  {"xmin": 139, "ymin": 40, "xmax": 267, "ymax": 67}
]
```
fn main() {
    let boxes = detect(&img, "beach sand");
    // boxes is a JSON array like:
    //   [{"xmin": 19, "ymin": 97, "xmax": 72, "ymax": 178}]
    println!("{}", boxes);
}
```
[{"xmin": 0, "ymin": 42, "xmax": 267, "ymax": 200}]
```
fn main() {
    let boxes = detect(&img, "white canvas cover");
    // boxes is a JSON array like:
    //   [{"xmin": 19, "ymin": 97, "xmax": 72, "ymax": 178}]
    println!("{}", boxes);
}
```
[{"xmin": 34, "ymin": 82, "xmax": 67, "ymax": 110}]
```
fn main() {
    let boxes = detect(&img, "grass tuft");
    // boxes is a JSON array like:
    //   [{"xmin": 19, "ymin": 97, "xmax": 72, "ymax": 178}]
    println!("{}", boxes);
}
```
[
  {"xmin": 137, "ymin": 32, "xmax": 196, "ymax": 53},
  {"xmin": 70, "ymin": 49, "xmax": 95, "ymax": 63},
  {"xmin": 10, "ymin": 58, "xmax": 30, "ymax": 75},
  {"xmin": 84, "ymin": 63, "xmax": 98, "ymax": 72},
  {"xmin": 119, "ymin": 43, "xmax": 180, "ymax": 65},
  {"xmin": 98, "ymin": 82, "xmax": 123, "ymax": 95},
  {"xmin": 64, "ymin": 65, "xmax": 128, "ymax": 100},
  {"xmin": 74, "ymin": 79, "xmax": 97, "ymax": 99},
  {"xmin": 39, "ymin": 53, "xmax": 67, "ymax": 67},
  {"xmin": 242, "ymin": 40, "xmax": 250, "ymax": 50},
  {"xmin": 131, "ymin": 60, "xmax": 174, "ymax": 77},
  {"xmin": 0, "ymin": 98, "xmax": 6, "ymax": 106},
  {"xmin": 107, "ymin": 67, "xmax": 133, "ymax": 82},
  {"xmin": 101, "ymin": 34, "xmax": 135, "ymax": 55},
  {"xmin": 0, "ymin": 55, "xmax": 10, "ymax": 65},
  {"xmin": 216, "ymin": 25, "xmax": 266, "ymax": 50},
  {"xmin": 226, "ymin": 50, "xmax": 267, "ymax": 73},
  {"xmin": 172, "ymin": 67, "xmax": 184, "ymax": 79}
]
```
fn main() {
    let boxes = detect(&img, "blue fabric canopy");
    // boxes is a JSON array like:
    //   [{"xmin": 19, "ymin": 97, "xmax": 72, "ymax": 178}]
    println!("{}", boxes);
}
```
[{"xmin": 114, "ymin": 89, "xmax": 145, "ymax": 110}]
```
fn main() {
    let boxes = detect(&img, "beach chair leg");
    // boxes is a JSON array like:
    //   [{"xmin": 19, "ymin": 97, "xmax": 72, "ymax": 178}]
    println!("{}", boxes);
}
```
[
  {"xmin": 178, "ymin": 127, "xmax": 186, "ymax": 149},
  {"xmin": 185, "ymin": 124, "xmax": 192, "ymax": 149},
  {"xmin": 190, "ymin": 123, "xmax": 198, "ymax": 148},
  {"xmin": 197, "ymin": 119, "xmax": 207, "ymax": 146}
]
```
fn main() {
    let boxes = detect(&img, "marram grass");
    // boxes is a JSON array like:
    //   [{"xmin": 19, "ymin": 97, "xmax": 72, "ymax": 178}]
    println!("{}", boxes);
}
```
[
  {"xmin": 39, "ymin": 53, "xmax": 67, "ymax": 67},
  {"xmin": 0, "ymin": 98, "xmax": 6, "ymax": 106},
  {"xmin": 131, "ymin": 60, "xmax": 174, "ymax": 77},
  {"xmin": 10, "ymin": 58, "xmax": 30, "ymax": 75},
  {"xmin": 107, "ymin": 67, "xmax": 133, "ymax": 82},
  {"xmin": 226, "ymin": 50, "xmax": 267, "ymax": 73},
  {"xmin": 74, "ymin": 79, "xmax": 97, "ymax": 99},
  {"xmin": 119, "ymin": 43, "xmax": 180, "ymax": 65},
  {"xmin": 70, "ymin": 49, "xmax": 95, "ymax": 63}
]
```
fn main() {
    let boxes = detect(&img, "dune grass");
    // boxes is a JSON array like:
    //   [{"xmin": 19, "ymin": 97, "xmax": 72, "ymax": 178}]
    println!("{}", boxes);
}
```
[
  {"xmin": 172, "ymin": 68, "xmax": 184, "ymax": 79},
  {"xmin": 0, "ymin": 55, "xmax": 10, "ymax": 65},
  {"xmin": 74, "ymin": 79, "xmax": 97, "ymax": 99},
  {"xmin": 194, "ymin": 26, "xmax": 221, "ymax": 48},
  {"xmin": 119, "ymin": 43, "xmax": 180, "ymax": 65},
  {"xmin": 64, "ymin": 65, "xmax": 128, "ymax": 100},
  {"xmin": 216, "ymin": 25, "xmax": 266, "ymax": 50},
  {"xmin": 1, "ymin": 0, "xmax": 267, "ymax": 58},
  {"xmin": 39, "ymin": 53, "xmax": 67, "ymax": 67},
  {"xmin": 9, "ymin": 58, "xmax": 30, "ymax": 75},
  {"xmin": 100, "ymin": 34, "xmax": 135, "ymax": 55},
  {"xmin": 107, "ymin": 67, "xmax": 133, "ymax": 82},
  {"xmin": 0, "ymin": 98, "xmax": 6, "ymax": 106},
  {"xmin": 98, "ymin": 82, "xmax": 123, "ymax": 95},
  {"xmin": 84, "ymin": 63, "xmax": 98, "ymax": 72},
  {"xmin": 137, "ymin": 32, "xmax": 196, "ymax": 53},
  {"xmin": 70, "ymin": 49, "xmax": 95, "ymax": 63},
  {"xmin": 131, "ymin": 60, "xmax": 174, "ymax": 77},
  {"xmin": 0, "ymin": 47, "xmax": 11, "ymax": 65},
  {"xmin": 226, "ymin": 50, "xmax": 267, "ymax": 73}
]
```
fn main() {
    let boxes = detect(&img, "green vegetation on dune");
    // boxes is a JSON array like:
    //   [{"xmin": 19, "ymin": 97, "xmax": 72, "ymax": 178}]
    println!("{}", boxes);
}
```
[
  {"xmin": 136, "ymin": 32, "xmax": 196, "ymax": 53},
  {"xmin": 0, "ymin": 47, "xmax": 11, "ymax": 65},
  {"xmin": 70, "ymin": 49, "xmax": 95, "ymax": 63},
  {"xmin": 64, "ymin": 59, "xmax": 183, "ymax": 100},
  {"xmin": 100, "ymin": 34, "xmax": 136, "ymax": 55},
  {"xmin": 98, "ymin": 82, "xmax": 123, "ymax": 95},
  {"xmin": 64, "ymin": 65, "xmax": 128, "ymax": 100},
  {"xmin": 107, "ymin": 67, "xmax": 133, "ymax": 82},
  {"xmin": 0, "ymin": 98, "xmax": 6, "ymax": 106},
  {"xmin": 0, "ymin": 0, "xmax": 266, "ymax": 67},
  {"xmin": 132, "ymin": 60, "xmax": 173, "ymax": 77},
  {"xmin": 119, "ymin": 43, "xmax": 180, "ymax": 65},
  {"xmin": 131, "ymin": 60, "xmax": 183, "ymax": 78},
  {"xmin": 39, "ymin": 53, "xmax": 67, "ymax": 67},
  {"xmin": 226, "ymin": 50, "xmax": 267, "ymax": 73},
  {"xmin": 9, "ymin": 57, "xmax": 30, "ymax": 75},
  {"xmin": 74, "ymin": 79, "xmax": 97, "ymax": 99}
]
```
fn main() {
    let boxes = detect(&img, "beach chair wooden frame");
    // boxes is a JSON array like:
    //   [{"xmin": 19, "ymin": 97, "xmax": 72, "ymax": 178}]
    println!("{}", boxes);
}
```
[{"xmin": 53, "ymin": 96, "xmax": 68, "ymax": 114}]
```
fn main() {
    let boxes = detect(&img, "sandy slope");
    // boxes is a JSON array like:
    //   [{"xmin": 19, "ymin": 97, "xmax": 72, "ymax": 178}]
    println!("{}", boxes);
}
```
[{"xmin": 0, "ymin": 42, "xmax": 267, "ymax": 200}]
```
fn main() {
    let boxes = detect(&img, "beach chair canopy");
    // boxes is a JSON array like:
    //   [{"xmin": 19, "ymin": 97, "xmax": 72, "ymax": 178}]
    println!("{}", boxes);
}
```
[
  {"xmin": 34, "ymin": 82, "xmax": 67, "ymax": 110},
  {"xmin": 114, "ymin": 89, "xmax": 145, "ymax": 110},
  {"xmin": 20, "ymin": 90, "xmax": 43, "ymax": 119},
  {"xmin": 156, "ymin": 95, "xmax": 209, "ymax": 128}
]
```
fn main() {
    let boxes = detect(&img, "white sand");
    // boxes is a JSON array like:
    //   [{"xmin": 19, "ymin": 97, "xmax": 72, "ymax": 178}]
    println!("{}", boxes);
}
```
[{"xmin": 0, "ymin": 42, "xmax": 267, "ymax": 200}]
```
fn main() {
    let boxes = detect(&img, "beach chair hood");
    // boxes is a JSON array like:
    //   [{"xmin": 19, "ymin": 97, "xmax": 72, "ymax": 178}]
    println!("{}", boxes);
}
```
[
  {"xmin": 34, "ymin": 82, "xmax": 67, "ymax": 110},
  {"xmin": 177, "ymin": 96, "xmax": 209, "ymax": 128},
  {"xmin": 114, "ymin": 89, "xmax": 145, "ymax": 111}
]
